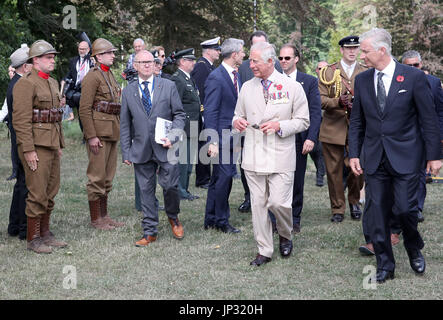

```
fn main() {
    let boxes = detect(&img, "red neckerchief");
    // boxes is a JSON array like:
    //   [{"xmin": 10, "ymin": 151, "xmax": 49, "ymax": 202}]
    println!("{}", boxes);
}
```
[
  {"xmin": 37, "ymin": 71, "xmax": 50, "ymax": 79},
  {"xmin": 100, "ymin": 64, "xmax": 110, "ymax": 72}
]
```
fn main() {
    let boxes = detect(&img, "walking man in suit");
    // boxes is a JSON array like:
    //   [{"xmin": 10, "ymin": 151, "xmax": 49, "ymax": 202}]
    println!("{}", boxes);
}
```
[
  {"xmin": 120, "ymin": 50, "xmax": 186, "ymax": 246},
  {"xmin": 233, "ymin": 42, "xmax": 310, "ymax": 266},
  {"xmin": 269, "ymin": 43, "xmax": 321, "ymax": 233},
  {"xmin": 7, "ymin": 44, "xmax": 32, "ymax": 240},
  {"xmin": 318, "ymin": 36, "xmax": 366, "ymax": 223},
  {"xmin": 191, "ymin": 37, "xmax": 221, "ymax": 189},
  {"xmin": 349, "ymin": 28, "xmax": 441, "ymax": 283},
  {"xmin": 203, "ymin": 38, "xmax": 245, "ymax": 233}
]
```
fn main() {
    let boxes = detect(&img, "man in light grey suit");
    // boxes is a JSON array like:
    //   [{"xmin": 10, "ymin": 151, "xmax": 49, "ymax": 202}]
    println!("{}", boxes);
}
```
[
  {"xmin": 233, "ymin": 42, "xmax": 310, "ymax": 266},
  {"xmin": 120, "ymin": 50, "xmax": 186, "ymax": 247}
]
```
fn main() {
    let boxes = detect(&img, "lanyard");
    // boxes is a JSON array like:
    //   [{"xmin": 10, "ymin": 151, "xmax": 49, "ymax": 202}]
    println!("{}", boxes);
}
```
[{"xmin": 138, "ymin": 77, "xmax": 155, "ymax": 101}]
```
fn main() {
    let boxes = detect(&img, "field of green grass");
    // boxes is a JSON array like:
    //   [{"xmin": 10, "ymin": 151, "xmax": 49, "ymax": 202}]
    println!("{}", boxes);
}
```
[{"xmin": 0, "ymin": 121, "xmax": 441, "ymax": 300}]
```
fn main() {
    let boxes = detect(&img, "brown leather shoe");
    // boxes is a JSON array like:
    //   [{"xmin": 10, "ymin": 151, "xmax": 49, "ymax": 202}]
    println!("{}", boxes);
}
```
[
  {"xmin": 168, "ymin": 217, "xmax": 184, "ymax": 239},
  {"xmin": 135, "ymin": 235, "xmax": 157, "ymax": 247},
  {"xmin": 89, "ymin": 199, "xmax": 114, "ymax": 230},
  {"xmin": 391, "ymin": 233, "xmax": 400, "ymax": 246},
  {"xmin": 27, "ymin": 216, "xmax": 52, "ymax": 254},
  {"xmin": 100, "ymin": 195, "xmax": 125, "ymax": 227},
  {"xmin": 40, "ymin": 214, "xmax": 68, "ymax": 248}
]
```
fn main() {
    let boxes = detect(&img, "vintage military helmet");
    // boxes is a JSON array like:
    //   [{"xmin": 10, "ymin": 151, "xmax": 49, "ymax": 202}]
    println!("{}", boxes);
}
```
[
  {"xmin": 91, "ymin": 38, "xmax": 117, "ymax": 56},
  {"xmin": 28, "ymin": 40, "xmax": 59, "ymax": 60}
]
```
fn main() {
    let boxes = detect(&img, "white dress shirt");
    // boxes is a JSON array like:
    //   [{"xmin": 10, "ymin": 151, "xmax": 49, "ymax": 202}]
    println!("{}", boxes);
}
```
[
  {"xmin": 340, "ymin": 59, "xmax": 357, "ymax": 79},
  {"xmin": 138, "ymin": 75, "xmax": 155, "ymax": 103},
  {"xmin": 286, "ymin": 69, "xmax": 297, "ymax": 80},
  {"xmin": 222, "ymin": 61, "xmax": 239, "ymax": 94},
  {"xmin": 374, "ymin": 57, "xmax": 396, "ymax": 97}
]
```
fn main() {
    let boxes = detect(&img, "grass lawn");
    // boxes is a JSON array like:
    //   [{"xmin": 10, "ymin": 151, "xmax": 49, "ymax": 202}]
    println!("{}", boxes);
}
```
[{"xmin": 0, "ymin": 121, "xmax": 441, "ymax": 300}]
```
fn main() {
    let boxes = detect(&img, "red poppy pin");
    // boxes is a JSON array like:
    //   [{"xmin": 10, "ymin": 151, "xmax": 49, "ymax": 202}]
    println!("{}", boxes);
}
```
[
  {"xmin": 275, "ymin": 84, "xmax": 283, "ymax": 90},
  {"xmin": 396, "ymin": 75, "xmax": 404, "ymax": 82}
]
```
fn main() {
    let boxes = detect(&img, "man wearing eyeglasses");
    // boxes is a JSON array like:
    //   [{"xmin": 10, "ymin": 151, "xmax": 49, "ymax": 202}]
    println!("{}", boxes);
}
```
[
  {"xmin": 171, "ymin": 49, "xmax": 201, "ymax": 201},
  {"xmin": 401, "ymin": 50, "xmax": 443, "ymax": 222},
  {"xmin": 318, "ymin": 35, "xmax": 367, "ymax": 223},
  {"xmin": 269, "ymin": 44, "xmax": 321, "ymax": 233},
  {"xmin": 120, "ymin": 50, "xmax": 186, "ymax": 246},
  {"xmin": 80, "ymin": 38, "xmax": 125, "ymax": 231}
]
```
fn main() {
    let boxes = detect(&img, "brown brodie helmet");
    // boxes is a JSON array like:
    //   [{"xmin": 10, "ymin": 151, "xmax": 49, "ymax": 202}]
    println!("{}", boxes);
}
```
[
  {"xmin": 91, "ymin": 38, "xmax": 117, "ymax": 56},
  {"xmin": 28, "ymin": 40, "xmax": 59, "ymax": 60}
]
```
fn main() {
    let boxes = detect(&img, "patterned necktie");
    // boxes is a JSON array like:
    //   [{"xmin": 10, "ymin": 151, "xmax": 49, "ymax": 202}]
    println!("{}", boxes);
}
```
[
  {"xmin": 376, "ymin": 72, "xmax": 386, "ymax": 113},
  {"xmin": 232, "ymin": 70, "xmax": 238, "ymax": 93},
  {"xmin": 261, "ymin": 79, "xmax": 271, "ymax": 104},
  {"xmin": 142, "ymin": 81, "xmax": 152, "ymax": 115}
]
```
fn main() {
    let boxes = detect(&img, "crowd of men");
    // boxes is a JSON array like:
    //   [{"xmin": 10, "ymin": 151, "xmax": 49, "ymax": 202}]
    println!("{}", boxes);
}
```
[{"xmin": 4, "ymin": 27, "xmax": 443, "ymax": 284}]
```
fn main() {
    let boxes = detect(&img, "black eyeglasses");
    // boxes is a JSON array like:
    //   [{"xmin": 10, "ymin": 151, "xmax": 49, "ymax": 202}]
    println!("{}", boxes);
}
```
[
  {"xmin": 278, "ymin": 56, "xmax": 293, "ymax": 61},
  {"xmin": 406, "ymin": 63, "xmax": 420, "ymax": 68}
]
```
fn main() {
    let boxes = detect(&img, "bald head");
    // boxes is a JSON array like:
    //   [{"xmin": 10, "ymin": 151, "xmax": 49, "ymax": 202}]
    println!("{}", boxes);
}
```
[
  {"xmin": 134, "ymin": 50, "xmax": 155, "ymax": 80},
  {"xmin": 78, "ymin": 41, "xmax": 90, "ymax": 57}
]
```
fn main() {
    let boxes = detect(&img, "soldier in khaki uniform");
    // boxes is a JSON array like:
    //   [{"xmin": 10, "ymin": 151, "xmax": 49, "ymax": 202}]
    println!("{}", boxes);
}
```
[
  {"xmin": 13, "ymin": 40, "xmax": 67, "ymax": 253},
  {"xmin": 318, "ymin": 36, "xmax": 366, "ymax": 223},
  {"xmin": 79, "ymin": 38, "xmax": 124, "ymax": 230}
]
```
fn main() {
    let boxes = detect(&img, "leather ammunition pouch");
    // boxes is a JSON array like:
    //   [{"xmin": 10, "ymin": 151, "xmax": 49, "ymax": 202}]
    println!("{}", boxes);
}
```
[
  {"xmin": 32, "ymin": 108, "xmax": 63, "ymax": 123},
  {"xmin": 93, "ymin": 101, "xmax": 121, "ymax": 115}
]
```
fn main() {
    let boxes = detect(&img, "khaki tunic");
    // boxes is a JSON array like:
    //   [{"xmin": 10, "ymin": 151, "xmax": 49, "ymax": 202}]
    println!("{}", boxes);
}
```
[
  {"xmin": 318, "ymin": 62, "xmax": 366, "ymax": 214},
  {"xmin": 12, "ymin": 68, "xmax": 64, "ymax": 217},
  {"xmin": 79, "ymin": 64, "xmax": 121, "ymax": 200}
]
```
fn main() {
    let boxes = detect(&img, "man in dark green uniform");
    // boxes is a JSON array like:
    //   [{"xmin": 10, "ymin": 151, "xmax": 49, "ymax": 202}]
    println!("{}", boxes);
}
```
[{"xmin": 171, "ymin": 49, "xmax": 201, "ymax": 200}]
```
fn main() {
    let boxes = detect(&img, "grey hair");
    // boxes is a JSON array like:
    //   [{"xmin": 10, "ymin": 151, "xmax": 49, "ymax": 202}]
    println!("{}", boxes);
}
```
[
  {"xmin": 359, "ymin": 28, "xmax": 392, "ymax": 55},
  {"xmin": 220, "ymin": 38, "xmax": 244, "ymax": 59},
  {"xmin": 133, "ymin": 38, "xmax": 145, "ymax": 46},
  {"xmin": 401, "ymin": 50, "xmax": 422, "ymax": 63},
  {"xmin": 250, "ymin": 41, "xmax": 277, "ymax": 63}
]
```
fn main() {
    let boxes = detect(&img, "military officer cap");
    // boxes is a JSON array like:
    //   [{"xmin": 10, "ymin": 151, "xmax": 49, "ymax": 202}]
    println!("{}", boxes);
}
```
[
  {"xmin": 200, "ymin": 37, "xmax": 221, "ymax": 50},
  {"xmin": 338, "ymin": 36, "xmax": 360, "ymax": 47},
  {"xmin": 28, "ymin": 40, "xmax": 59, "ymax": 60},
  {"xmin": 91, "ymin": 38, "xmax": 117, "ymax": 56},
  {"xmin": 10, "ymin": 44, "xmax": 30, "ymax": 68},
  {"xmin": 174, "ymin": 48, "xmax": 196, "ymax": 60}
]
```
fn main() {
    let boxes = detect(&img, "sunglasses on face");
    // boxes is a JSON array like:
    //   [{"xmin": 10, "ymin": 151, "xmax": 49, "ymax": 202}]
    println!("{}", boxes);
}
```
[
  {"xmin": 278, "ymin": 56, "xmax": 293, "ymax": 61},
  {"xmin": 406, "ymin": 63, "xmax": 420, "ymax": 68}
]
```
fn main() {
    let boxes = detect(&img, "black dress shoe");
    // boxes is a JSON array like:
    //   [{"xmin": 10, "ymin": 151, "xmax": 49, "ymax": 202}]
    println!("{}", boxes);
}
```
[
  {"xmin": 6, "ymin": 173, "xmax": 17, "ymax": 181},
  {"xmin": 196, "ymin": 183, "xmax": 210, "ymax": 189},
  {"xmin": 349, "ymin": 203, "xmax": 362, "ymax": 220},
  {"xmin": 315, "ymin": 176, "xmax": 324, "ymax": 187},
  {"xmin": 238, "ymin": 199, "xmax": 251, "ymax": 212},
  {"xmin": 407, "ymin": 249, "xmax": 426, "ymax": 274},
  {"xmin": 376, "ymin": 270, "xmax": 395, "ymax": 283},
  {"xmin": 417, "ymin": 210, "xmax": 424, "ymax": 223},
  {"xmin": 190, "ymin": 194, "xmax": 200, "ymax": 200},
  {"xmin": 279, "ymin": 236, "xmax": 293, "ymax": 258},
  {"xmin": 292, "ymin": 223, "xmax": 301, "ymax": 233},
  {"xmin": 180, "ymin": 194, "xmax": 194, "ymax": 201},
  {"xmin": 204, "ymin": 224, "xmax": 215, "ymax": 230},
  {"xmin": 330, "ymin": 214, "xmax": 344, "ymax": 223},
  {"xmin": 250, "ymin": 254, "xmax": 272, "ymax": 266},
  {"xmin": 216, "ymin": 224, "xmax": 241, "ymax": 234}
]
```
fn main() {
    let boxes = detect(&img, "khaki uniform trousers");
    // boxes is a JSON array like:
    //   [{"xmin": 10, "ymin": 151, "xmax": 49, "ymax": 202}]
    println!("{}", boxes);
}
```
[
  {"xmin": 86, "ymin": 140, "xmax": 117, "ymax": 201},
  {"xmin": 245, "ymin": 170, "xmax": 294, "ymax": 258},
  {"xmin": 322, "ymin": 142, "xmax": 364, "ymax": 215},
  {"xmin": 18, "ymin": 146, "xmax": 60, "ymax": 218}
]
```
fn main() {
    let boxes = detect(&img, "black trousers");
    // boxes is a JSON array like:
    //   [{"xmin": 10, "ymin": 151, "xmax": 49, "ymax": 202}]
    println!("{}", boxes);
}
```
[
  {"xmin": 364, "ymin": 152, "xmax": 424, "ymax": 272},
  {"xmin": 239, "ymin": 136, "xmax": 250, "ymax": 201},
  {"xmin": 7, "ymin": 126, "xmax": 28, "ymax": 237},
  {"xmin": 195, "ymin": 115, "xmax": 211, "ymax": 186}
]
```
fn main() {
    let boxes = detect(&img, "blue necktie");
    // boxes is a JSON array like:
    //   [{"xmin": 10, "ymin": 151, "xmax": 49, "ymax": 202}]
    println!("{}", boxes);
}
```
[
  {"xmin": 142, "ymin": 81, "xmax": 152, "ymax": 115},
  {"xmin": 376, "ymin": 72, "xmax": 386, "ymax": 113}
]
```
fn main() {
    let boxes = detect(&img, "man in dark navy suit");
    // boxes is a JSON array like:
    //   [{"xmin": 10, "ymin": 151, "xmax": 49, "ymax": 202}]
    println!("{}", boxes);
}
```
[
  {"xmin": 191, "ymin": 37, "xmax": 221, "ymax": 189},
  {"xmin": 401, "ymin": 50, "xmax": 443, "ymax": 221},
  {"xmin": 349, "ymin": 28, "xmax": 441, "ymax": 283},
  {"xmin": 203, "ymin": 38, "xmax": 245, "ymax": 233},
  {"xmin": 269, "ymin": 44, "xmax": 321, "ymax": 233}
]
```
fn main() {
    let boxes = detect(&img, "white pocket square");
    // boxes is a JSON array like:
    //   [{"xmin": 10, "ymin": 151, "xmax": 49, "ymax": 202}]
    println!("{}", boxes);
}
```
[{"xmin": 398, "ymin": 89, "xmax": 407, "ymax": 93}]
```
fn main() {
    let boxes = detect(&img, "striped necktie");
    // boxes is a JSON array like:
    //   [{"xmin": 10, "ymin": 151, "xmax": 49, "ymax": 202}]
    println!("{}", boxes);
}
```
[{"xmin": 142, "ymin": 81, "xmax": 152, "ymax": 115}]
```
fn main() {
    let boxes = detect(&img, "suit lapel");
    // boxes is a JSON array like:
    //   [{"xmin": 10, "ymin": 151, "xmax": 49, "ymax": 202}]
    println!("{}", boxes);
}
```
[
  {"xmin": 130, "ymin": 80, "xmax": 146, "ymax": 115},
  {"xmin": 384, "ymin": 62, "xmax": 403, "ymax": 115},
  {"xmin": 220, "ymin": 65, "xmax": 237, "ymax": 98},
  {"xmin": 365, "ymin": 68, "xmax": 382, "ymax": 118},
  {"xmin": 151, "ymin": 76, "xmax": 164, "ymax": 114}
]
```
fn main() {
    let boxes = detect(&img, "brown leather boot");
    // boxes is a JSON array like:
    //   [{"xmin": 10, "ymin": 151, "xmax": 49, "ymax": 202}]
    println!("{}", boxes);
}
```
[
  {"xmin": 40, "ymin": 213, "xmax": 68, "ymax": 248},
  {"xmin": 89, "ymin": 199, "xmax": 114, "ymax": 230},
  {"xmin": 100, "ymin": 195, "xmax": 125, "ymax": 227},
  {"xmin": 27, "ymin": 216, "xmax": 52, "ymax": 254}
]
